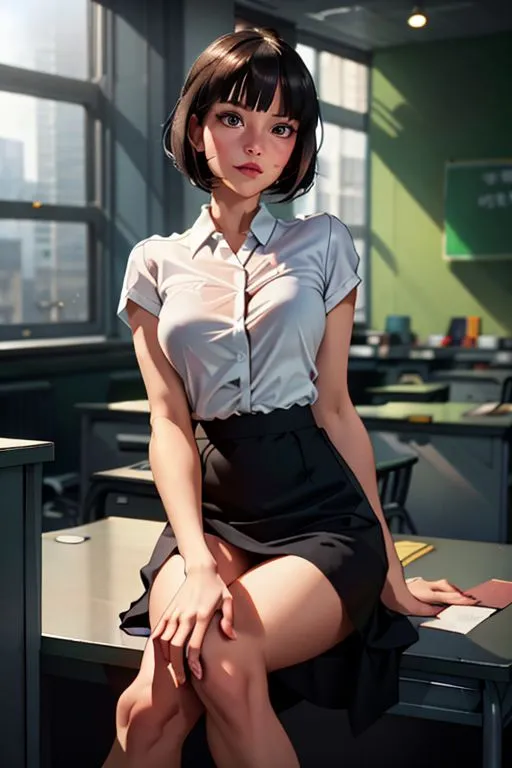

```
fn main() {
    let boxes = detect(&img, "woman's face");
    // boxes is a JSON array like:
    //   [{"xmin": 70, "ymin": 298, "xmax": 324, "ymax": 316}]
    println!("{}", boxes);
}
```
[{"xmin": 188, "ymin": 84, "xmax": 299, "ymax": 198}]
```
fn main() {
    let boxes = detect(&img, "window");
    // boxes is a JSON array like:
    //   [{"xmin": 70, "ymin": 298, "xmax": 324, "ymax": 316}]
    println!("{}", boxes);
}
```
[
  {"xmin": 0, "ymin": 0, "xmax": 100, "ymax": 342},
  {"xmin": 0, "ymin": 0, "xmax": 88, "ymax": 79},
  {"xmin": 295, "ymin": 42, "xmax": 369, "ymax": 324}
]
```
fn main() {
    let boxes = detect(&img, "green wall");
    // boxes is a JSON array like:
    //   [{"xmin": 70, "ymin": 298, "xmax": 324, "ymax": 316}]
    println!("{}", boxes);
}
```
[{"xmin": 370, "ymin": 32, "xmax": 512, "ymax": 338}]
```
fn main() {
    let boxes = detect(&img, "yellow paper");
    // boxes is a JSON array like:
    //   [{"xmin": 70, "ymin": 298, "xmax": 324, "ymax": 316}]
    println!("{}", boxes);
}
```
[{"xmin": 395, "ymin": 540, "xmax": 435, "ymax": 566}]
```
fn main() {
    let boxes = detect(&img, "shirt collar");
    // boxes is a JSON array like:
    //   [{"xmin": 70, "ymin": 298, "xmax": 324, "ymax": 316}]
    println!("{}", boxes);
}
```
[{"xmin": 189, "ymin": 202, "xmax": 277, "ymax": 258}]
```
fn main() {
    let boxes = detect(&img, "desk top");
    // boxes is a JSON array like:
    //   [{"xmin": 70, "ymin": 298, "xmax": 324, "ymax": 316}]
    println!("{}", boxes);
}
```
[
  {"xmin": 76, "ymin": 400, "xmax": 150, "ymax": 417},
  {"xmin": 433, "ymin": 369, "xmax": 512, "ymax": 384},
  {"xmin": 94, "ymin": 464, "xmax": 154, "ymax": 484},
  {"xmin": 76, "ymin": 398, "xmax": 512, "ymax": 435},
  {"xmin": 0, "ymin": 437, "xmax": 54, "ymax": 468},
  {"xmin": 366, "ymin": 384, "xmax": 449, "ymax": 395},
  {"xmin": 357, "ymin": 401, "xmax": 512, "ymax": 437},
  {"xmin": 351, "ymin": 345, "xmax": 512, "ymax": 367},
  {"xmin": 42, "ymin": 518, "xmax": 512, "ymax": 680}
]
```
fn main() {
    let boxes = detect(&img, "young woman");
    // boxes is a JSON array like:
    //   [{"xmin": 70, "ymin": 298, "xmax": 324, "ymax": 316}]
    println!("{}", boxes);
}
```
[{"xmin": 104, "ymin": 28, "xmax": 477, "ymax": 768}]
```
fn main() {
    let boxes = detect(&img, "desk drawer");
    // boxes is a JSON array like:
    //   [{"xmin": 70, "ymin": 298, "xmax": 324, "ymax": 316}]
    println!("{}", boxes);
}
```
[{"xmin": 398, "ymin": 672, "xmax": 481, "ymax": 714}]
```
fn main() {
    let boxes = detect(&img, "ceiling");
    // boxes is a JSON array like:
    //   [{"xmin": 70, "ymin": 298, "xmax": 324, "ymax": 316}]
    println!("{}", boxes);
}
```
[{"xmin": 237, "ymin": 0, "xmax": 512, "ymax": 52}]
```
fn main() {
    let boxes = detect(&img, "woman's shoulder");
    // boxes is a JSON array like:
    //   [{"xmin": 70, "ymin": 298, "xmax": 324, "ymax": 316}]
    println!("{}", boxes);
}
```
[
  {"xmin": 129, "ymin": 229, "xmax": 191, "ymax": 260},
  {"xmin": 277, "ymin": 209, "xmax": 347, "ymax": 241}
]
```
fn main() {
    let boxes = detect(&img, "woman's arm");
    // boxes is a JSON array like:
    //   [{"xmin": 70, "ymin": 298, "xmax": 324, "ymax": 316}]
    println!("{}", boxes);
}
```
[
  {"xmin": 312, "ymin": 291, "xmax": 403, "ymax": 578},
  {"xmin": 312, "ymin": 291, "xmax": 477, "ymax": 615},
  {"xmin": 315, "ymin": 402, "xmax": 404, "ymax": 579},
  {"xmin": 126, "ymin": 299, "xmax": 215, "ymax": 571}
]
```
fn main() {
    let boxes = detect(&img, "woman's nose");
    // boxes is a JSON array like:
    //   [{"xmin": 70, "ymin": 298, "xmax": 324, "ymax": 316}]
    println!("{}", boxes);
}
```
[{"xmin": 243, "ymin": 130, "xmax": 264, "ymax": 156}]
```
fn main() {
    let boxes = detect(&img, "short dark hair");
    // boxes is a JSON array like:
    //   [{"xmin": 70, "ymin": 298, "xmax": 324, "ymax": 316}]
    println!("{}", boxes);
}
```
[{"xmin": 163, "ymin": 28, "xmax": 322, "ymax": 203}]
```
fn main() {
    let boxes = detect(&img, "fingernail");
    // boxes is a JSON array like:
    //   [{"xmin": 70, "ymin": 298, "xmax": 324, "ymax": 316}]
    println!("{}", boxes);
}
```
[{"xmin": 193, "ymin": 664, "xmax": 202, "ymax": 680}]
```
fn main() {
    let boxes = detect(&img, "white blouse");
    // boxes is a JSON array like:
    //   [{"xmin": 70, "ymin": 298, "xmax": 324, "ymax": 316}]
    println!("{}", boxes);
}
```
[{"xmin": 117, "ymin": 202, "xmax": 361, "ymax": 421}]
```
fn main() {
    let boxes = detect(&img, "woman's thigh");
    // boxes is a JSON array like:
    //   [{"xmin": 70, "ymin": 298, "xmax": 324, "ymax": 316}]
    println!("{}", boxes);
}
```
[{"xmin": 227, "ymin": 554, "xmax": 354, "ymax": 673}]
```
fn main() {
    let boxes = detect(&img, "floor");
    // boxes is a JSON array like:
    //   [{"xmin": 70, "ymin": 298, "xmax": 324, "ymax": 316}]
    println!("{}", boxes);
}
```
[{"xmin": 45, "ymin": 676, "xmax": 512, "ymax": 767}]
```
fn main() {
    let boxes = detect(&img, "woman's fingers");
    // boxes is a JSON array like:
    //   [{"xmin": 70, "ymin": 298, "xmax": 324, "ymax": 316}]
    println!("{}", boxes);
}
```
[
  {"xmin": 156, "ymin": 615, "xmax": 178, "ymax": 663},
  {"xmin": 186, "ymin": 617, "xmax": 210, "ymax": 680},
  {"xmin": 168, "ymin": 617, "xmax": 194, "ymax": 685},
  {"xmin": 431, "ymin": 579, "xmax": 479, "ymax": 602},
  {"xmin": 219, "ymin": 591, "xmax": 236, "ymax": 639}
]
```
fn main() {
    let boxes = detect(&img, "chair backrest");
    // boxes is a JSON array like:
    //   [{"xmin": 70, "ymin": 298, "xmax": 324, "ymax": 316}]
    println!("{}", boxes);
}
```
[
  {"xmin": 376, "ymin": 455, "xmax": 418, "ymax": 509},
  {"xmin": 502, "ymin": 377, "xmax": 512, "ymax": 404}
]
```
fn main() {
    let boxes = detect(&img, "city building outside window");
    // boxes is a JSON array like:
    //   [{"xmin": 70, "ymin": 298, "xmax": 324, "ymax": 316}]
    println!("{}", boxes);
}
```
[{"xmin": 0, "ymin": 0, "xmax": 99, "ymax": 341}]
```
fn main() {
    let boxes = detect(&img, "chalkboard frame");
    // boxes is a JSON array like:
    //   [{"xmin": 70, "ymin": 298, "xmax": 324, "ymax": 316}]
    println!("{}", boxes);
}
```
[{"xmin": 443, "ymin": 158, "xmax": 512, "ymax": 262}]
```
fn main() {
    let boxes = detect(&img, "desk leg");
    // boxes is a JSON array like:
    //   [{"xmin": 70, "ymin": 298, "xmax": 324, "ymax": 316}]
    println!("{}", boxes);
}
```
[{"xmin": 482, "ymin": 680, "xmax": 502, "ymax": 768}]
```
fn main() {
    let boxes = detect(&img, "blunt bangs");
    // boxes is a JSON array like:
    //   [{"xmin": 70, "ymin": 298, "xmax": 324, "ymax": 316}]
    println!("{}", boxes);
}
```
[{"xmin": 164, "ymin": 29, "xmax": 321, "ymax": 202}]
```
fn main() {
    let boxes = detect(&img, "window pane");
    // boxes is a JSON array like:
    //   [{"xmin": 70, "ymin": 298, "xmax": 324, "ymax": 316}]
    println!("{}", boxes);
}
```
[
  {"xmin": 0, "ymin": 220, "xmax": 89, "ymax": 324},
  {"xmin": 0, "ymin": 93, "xmax": 86, "ymax": 205},
  {"xmin": 0, "ymin": 0, "xmax": 88, "ymax": 79},
  {"xmin": 319, "ymin": 53, "xmax": 368, "ymax": 113},
  {"xmin": 294, "ymin": 124, "xmax": 367, "ymax": 226},
  {"xmin": 296, "ymin": 43, "xmax": 316, "ymax": 84}
]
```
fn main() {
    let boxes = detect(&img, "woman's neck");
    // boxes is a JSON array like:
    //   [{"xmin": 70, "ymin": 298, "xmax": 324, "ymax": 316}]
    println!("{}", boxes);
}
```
[{"xmin": 208, "ymin": 191, "xmax": 261, "ymax": 237}]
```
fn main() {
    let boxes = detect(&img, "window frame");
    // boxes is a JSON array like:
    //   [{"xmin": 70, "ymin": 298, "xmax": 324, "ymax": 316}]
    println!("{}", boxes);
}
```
[
  {"xmin": 0, "ymin": 0, "xmax": 105, "ymax": 341},
  {"xmin": 295, "ymin": 32, "xmax": 372, "ymax": 326}
]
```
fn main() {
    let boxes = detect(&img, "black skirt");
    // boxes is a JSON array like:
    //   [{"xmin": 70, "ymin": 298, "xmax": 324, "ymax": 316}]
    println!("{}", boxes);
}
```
[{"xmin": 119, "ymin": 404, "xmax": 418, "ymax": 736}]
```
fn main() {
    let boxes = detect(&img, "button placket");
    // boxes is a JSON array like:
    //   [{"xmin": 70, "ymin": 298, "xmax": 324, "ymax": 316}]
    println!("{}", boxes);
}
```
[{"xmin": 236, "ymin": 267, "xmax": 251, "ymax": 411}]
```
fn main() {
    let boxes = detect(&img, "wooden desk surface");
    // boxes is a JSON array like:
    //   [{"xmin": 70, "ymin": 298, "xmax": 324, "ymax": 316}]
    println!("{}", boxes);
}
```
[{"xmin": 42, "ymin": 518, "xmax": 512, "ymax": 680}]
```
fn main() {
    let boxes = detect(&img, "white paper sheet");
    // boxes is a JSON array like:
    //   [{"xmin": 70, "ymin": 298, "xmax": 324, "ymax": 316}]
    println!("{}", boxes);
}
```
[{"xmin": 420, "ymin": 605, "xmax": 497, "ymax": 634}]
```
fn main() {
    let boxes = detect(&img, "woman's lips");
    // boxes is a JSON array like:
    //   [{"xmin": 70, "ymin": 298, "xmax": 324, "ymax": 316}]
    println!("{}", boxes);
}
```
[{"xmin": 235, "ymin": 165, "xmax": 263, "ymax": 178}]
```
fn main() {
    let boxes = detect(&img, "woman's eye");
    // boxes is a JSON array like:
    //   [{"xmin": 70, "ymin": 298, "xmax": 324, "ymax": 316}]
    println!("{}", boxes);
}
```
[
  {"xmin": 219, "ymin": 113, "xmax": 242, "ymax": 127},
  {"xmin": 273, "ymin": 124, "xmax": 295, "ymax": 137}
]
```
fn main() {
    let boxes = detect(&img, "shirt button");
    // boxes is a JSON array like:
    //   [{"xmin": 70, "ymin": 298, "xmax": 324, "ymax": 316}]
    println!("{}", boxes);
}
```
[{"xmin": 237, "ymin": 352, "xmax": 246, "ymax": 362}]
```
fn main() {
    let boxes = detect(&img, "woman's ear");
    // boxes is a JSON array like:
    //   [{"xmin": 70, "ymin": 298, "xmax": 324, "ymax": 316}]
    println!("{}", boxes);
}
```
[{"xmin": 188, "ymin": 114, "xmax": 205, "ymax": 152}]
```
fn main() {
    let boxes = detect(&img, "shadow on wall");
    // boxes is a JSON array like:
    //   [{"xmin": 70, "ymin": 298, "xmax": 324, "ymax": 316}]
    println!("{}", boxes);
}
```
[
  {"xmin": 448, "ymin": 259, "xmax": 512, "ymax": 331},
  {"xmin": 370, "ymin": 32, "xmax": 512, "ymax": 333},
  {"xmin": 371, "ymin": 231, "xmax": 398, "ymax": 274}
]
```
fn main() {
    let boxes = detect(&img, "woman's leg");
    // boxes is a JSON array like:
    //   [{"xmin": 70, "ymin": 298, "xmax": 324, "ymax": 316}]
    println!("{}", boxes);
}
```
[
  {"xmin": 190, "ymin": 554, "xmax": 354, "ymax": 768},
  {"xmin": 103, "ymin": 534, "xmax": 256, "ymax": 768}
]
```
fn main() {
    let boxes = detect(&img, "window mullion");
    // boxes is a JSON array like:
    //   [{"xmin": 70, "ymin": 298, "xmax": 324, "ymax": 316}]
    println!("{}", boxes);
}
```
[{"xmin": 0, "ymin": 63, "xmax": 99, "ymax": 110}]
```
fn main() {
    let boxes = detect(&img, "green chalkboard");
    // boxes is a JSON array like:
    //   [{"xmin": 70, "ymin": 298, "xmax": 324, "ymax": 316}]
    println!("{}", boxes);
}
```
[{"xmin": 444, "ymin": 160, "xmax": 512, "ymax": 260}]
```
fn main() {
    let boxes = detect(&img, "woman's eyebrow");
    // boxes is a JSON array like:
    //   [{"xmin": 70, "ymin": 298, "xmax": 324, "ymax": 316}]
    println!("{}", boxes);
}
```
[{"xmin": 218, "ymin": 101, "xmax": 297, "ymax": 122}]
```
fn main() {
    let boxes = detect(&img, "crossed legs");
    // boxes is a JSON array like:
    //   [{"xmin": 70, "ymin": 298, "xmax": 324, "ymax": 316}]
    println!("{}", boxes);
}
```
[{"xmin": 104, "ymin": 537, "xmax": 353, "ymax": 768}]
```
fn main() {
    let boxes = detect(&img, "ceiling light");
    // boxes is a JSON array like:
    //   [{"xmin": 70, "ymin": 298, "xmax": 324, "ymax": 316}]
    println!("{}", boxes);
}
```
[{"xmin": 408, "ymin": 6, "xmax": 428, "ymax": 28}]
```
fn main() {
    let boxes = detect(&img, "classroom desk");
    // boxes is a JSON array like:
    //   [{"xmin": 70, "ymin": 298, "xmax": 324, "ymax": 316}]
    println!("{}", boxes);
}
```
[
  {"xmin": 365, "ymin": 383, "xmax": 449, "ymax": 404},
  {"xmin": 76, "ymin": 400, "xmax": 150, "ymax": 510},
  {"xmin": 1, "ymin": 437, "xmax": 54, "ymax": 768},
  {"xmin": 350, "ymin": 345, "xmax": 512, "ymax": 385},
  {"xmin": 78, "ymin": 399, "xmax": 512, "ymax": 541},
  {"xmin": 357, "ymin": 402, "xmax": 512, "ymax": 543},
  {"xmin": 433, "ymin": 369, "xmax": 512, "ymax": 403},
  {"xmin": 41, "ymin": 518, "xmax": 512, "ymax": 768}
]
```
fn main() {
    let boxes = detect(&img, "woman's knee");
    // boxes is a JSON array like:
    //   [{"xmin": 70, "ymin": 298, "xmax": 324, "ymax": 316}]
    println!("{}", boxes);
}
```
[
  {"xmin": 190, "ymin": 617, "xmax": 266, "ymax": 722},
  {"xmin": 116, "ymin": 677, "xmax": 198, "ymax": 755}
]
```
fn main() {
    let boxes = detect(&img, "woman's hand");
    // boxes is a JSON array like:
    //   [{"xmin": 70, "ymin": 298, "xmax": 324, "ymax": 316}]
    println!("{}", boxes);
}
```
[
  {"xmin": 381, "ymin": 577, "xmax": 479, "ymax": 617},
  {"xmin": 406, "ymin": 577, "xmax": 479, "ymax": 609},
  {"xmin": 151, "ymin": 563, "xmax": 236, "ymax": 686}
]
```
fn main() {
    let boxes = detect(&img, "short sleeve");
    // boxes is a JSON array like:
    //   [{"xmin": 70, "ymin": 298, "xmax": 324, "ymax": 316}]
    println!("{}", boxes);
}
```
[
  {"xmin": 324, "ymin": 214, "xmax": 361, "ymax": 314},
  {"xmin": 117, "ymin": 242, "xmax": 162, "ymax": 327}
]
